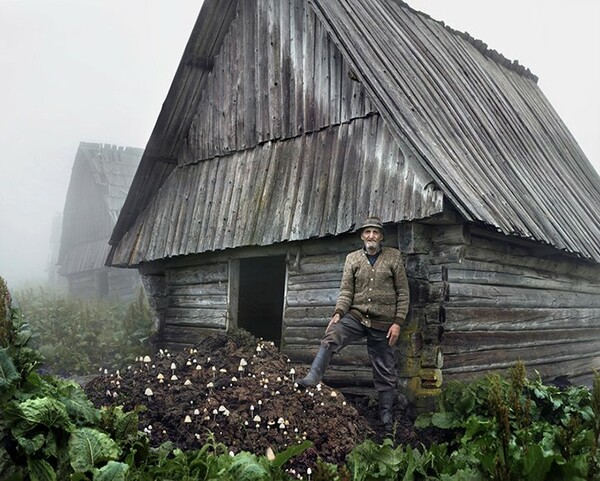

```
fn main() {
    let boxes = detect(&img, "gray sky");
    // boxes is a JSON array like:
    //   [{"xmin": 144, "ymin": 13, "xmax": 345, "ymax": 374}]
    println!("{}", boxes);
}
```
[{"xmin": 1, "ymin": 1, "xmax": 598, "ymax": 289}]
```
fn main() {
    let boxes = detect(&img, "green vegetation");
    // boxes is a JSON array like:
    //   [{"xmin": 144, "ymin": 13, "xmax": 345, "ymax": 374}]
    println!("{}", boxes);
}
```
[
  {"xmin": 13, "ymin": 286, "xmax": 154, "ymax": 375},
  {"xmin": 0, "ymin": 277, "xmax": 312, "ymax": 480},
  {"xmin": 2, "ymin": 276, "xmax": 599, "ymax": 480},
  {"xmin": 413, "ymin": 364, "xmax": 600, "ymax": 480}
]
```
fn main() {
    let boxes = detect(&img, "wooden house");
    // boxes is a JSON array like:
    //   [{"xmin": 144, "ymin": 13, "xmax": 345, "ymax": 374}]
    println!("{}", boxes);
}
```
[
  {"xmin": 58, "ymin": 142, "xmax": 143, "ymax": 299},
  {"xmin": 107, "ymin": 0, "xmax": 600, "ymax": 405}
]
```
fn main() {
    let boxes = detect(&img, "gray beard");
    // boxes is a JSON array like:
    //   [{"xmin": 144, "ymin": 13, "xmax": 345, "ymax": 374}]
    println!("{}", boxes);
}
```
[{"xmin": 364, "ymin": 241, "xmax": 381, "ymax": 254}]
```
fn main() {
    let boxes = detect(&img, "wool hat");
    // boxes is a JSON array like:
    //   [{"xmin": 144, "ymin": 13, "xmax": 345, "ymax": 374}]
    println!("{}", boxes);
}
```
[{"xmin": 360, "ymin": 216, "xmax": 383, "ymax": 231}]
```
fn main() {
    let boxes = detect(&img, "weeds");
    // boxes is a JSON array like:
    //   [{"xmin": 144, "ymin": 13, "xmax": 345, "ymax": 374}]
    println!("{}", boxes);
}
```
[{"xmin": 13, "ymin": 285, "xmax": 154, "ymax": 375}]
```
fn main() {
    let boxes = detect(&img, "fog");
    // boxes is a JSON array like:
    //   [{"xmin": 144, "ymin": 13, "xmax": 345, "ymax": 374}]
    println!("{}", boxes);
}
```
[{"xmin": 1, "ymin": 0, "xmax": 598, "ymax": 290}]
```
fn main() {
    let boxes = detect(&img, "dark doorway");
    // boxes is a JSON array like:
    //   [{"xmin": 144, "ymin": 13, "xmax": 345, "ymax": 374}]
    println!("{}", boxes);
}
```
[{"xmin": 237, "ymin": 256, "xmax": 286, "ymax": 348}]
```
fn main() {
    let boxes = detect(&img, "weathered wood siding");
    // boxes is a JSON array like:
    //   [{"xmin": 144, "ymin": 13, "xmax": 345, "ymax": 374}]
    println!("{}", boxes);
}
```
[
  {"xmin": 112, "ymin": 114, "xmax": 442, "ymax": 266},
  {"xmin": 441, "ymin": 232, "xmax": 600, "ymax": 385},
  {"xmin": 145, "ymin": 263, "xmax": 229, "ymax": 349},
  {"xmin": 186, "ymin": 0, "xmax": 374, "ymax": 162}
]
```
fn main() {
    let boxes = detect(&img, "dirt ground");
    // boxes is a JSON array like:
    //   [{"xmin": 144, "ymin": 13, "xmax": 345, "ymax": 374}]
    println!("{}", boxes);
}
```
[{"xmin": 85, "ymin": 329, "xmax": 445, "ymax": 472}]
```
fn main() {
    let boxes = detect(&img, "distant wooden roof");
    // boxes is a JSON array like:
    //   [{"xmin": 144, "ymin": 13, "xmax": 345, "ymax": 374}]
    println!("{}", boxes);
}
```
[
  {"xmin": 109, "ymin": 0, "xmax": 600, "ymax": 264},
  {"xmin": 58, "ymin": 142, "xmax": 143, "ymax": 275}
]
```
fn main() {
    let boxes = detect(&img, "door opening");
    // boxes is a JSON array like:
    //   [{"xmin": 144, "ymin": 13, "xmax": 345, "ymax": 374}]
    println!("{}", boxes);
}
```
[{"xmin": 237, "ymin": 256, "xmax": 286, "ymax": 348}]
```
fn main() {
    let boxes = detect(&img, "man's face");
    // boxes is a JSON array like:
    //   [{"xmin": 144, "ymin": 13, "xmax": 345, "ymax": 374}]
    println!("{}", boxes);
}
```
[{"xmin": 361, "ymin": 227, "xmax": 383, "ymax": 252}]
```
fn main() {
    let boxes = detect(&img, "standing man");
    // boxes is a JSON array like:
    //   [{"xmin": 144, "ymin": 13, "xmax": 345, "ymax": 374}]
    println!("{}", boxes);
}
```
[{"xmin": 297, "ymin": 216, "xmax": 410, "ymax": 432}]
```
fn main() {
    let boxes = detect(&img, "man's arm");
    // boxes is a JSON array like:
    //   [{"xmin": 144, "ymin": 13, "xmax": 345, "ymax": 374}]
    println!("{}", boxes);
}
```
[
  {"xmin": 333, "ymin": 254, "xmax": 355, "ymax": 319},
  {"xmin": 393, "ymin": 251, "xmax": 409, "ymax": 326}
]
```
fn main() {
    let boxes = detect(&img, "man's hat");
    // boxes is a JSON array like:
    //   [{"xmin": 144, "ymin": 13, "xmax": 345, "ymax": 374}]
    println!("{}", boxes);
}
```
[{"xmin": 360, "ymin": 216, "xmax": 383, "ymax": 231}]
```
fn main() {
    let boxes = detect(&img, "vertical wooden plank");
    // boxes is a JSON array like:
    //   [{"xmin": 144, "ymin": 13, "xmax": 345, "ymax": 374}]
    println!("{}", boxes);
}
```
[
  {"xmin": 292, "ymin": 0, "xmax": 305, "ymax": 134},
  {"xmin": 329, "ymin": 33, "xmax": 342, "ymax": 125},
  {"xmin": 161, "ymin": 168, "xmax": 186, "ymax": 259},
  {"xmin": 303, "ymin": 7, "xmax": 316, "ymax": 132},
  {"xmin": 181, "ymin": 161, "xmax": 203, "ymax": 254},
  {"xmin": 229, "ymin": 9, "xmax": 240, "ymax": 152},
  {"xmin": 336, "ymin": 120, "xmax": 359, "ymax": 232},
  {"xmin": 255, "ymin": 0, "xmax": 266, "ymax": 143},
  {"xmin": 291, "ymin": 132, "xmax": 318, "ymax": 236},
  {"xmin": 241, "ymin": 0, "xmax": 256, "ymax": 149},
  {"xmin": 223, "ymin": 155, "xmax": 245, "ymax": 248},
  {"xmin": 221, "ymin": 28, "xmax": 231, "ymax": 152},
  {"xmin": 233, "ymin": 150, "xmax": 255, "ymax": 246},
  {"xmin": 312, "ymin": 18, "xmax": 325, "ymax": 128},
  {"xmin": 279, "ymin": 0, "xmax": 291, "ymax": 139},
  {"xmin": 323, "ymin": 122, "xmax": 347, "ymax": 233},
  {"xmin": 193, "ymin": 159, "xmax": 219, "ymax": 253},
  {"xmin": 253, "ymin": 143, "xmax": 280, "ymax": 244},
  {"xmin": 268, "ymin": 0, "xmax": 282, "ymax": 140},
  {"xmin": 308, "ymin": 126, "xmax": 334, "ymax": 236}
]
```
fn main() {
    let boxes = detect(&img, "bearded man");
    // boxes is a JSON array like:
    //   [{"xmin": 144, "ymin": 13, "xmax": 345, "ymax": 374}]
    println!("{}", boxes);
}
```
[{"xmin": 297, "ymin": 216, "xmax": 410, "ymax": 432}]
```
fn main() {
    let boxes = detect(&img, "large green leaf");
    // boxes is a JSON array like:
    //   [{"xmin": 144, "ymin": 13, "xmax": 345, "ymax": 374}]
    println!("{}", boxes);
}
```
[
  {"xmin": 226, "ymin": 452, "xmax": 268, "ymax": 481},
  {"xmin": 520, "ymin": 444, "xmax": 558, "ymax": 481},
  {"xmin": 17, "ymin": 397, "xmax": 74, "ymax": 431},
  {"xmin": 69, "ymin": 427, "xmax": 120, "ymax": 473},
  {"xmin": 56, "ymin": 382, "xmax": 100, "ymax": 425},
  {"xmin": 0, "ymin": 347, "xmax": 20, "ymax": 390},
  {"xmin": 271, "ymin": 440, "xmax": 312, "ymax": 469},
  {"xmin": 27, "ymin": 458, "xmax": 56, "ymax": 481},
  {"xmin": 100, "ymin": 405, "xmax": 140, "ymax": 442},
  {"xmin": 93, "ymin": 461, "xmax": 129, "ymax": 481},
  {"xmin": 17, "ymin": 432, "xmax": 45, "ymax": 455}
]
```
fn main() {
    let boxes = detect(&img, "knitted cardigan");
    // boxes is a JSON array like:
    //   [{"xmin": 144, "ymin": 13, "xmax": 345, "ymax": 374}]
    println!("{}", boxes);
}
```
[{"xmin": 333, "ymin": 246, "xmax": 409, "ymax": 331}]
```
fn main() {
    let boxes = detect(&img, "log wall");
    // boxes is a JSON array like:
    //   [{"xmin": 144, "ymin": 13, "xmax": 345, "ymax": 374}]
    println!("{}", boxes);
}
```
[
  {"xmin": 143, "ymin": 263, "xmax": 229, "ymax": 350},
  {"xmin": 441, "ymin": 229, "xmax": 600, "ymax": 386},
  {"xmin": 398, "ymin": 209, "xmax": 600, "ymax": 408},
  {"xmin": 140, "ymin": 214, "xmax": 600, "ymax": 402}
]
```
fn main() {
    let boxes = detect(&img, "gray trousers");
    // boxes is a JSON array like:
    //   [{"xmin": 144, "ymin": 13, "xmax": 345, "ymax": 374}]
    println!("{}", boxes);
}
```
[{"xmin": 320, "ymin": 313, "xmax": 397, "ymax": 392}]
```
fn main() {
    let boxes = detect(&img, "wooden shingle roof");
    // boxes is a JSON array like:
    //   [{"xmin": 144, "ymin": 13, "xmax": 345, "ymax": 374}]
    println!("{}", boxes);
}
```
[
  {"xmin": 109, "ymin": 0, "xmax": 600, "ymax": 265},
  {"xmin": 310, "ymin": 0, "xmax": 600, "ymax": 261}
]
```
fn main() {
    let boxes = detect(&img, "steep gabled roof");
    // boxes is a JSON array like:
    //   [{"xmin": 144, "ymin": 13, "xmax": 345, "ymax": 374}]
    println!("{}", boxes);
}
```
[
  {"xmin": 109, "ymin": 0, "xmax": 239, "ymax": 255},
  {"xmin": 309, "ymin": 0, "xmax": 600, "ymax": 261},
  {"xmin": 109, "ymin": 0, "xmax": 600, "ymax": 264},
  {"xmin": 58, "ymin": 142, "xmax": 143, "ymax": 275}
]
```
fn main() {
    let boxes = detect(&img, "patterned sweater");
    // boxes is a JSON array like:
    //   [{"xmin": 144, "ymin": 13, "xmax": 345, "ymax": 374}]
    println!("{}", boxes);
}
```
[{"xmin": 333, "ymin": 246, "xmax": 409, "ymax": 331}]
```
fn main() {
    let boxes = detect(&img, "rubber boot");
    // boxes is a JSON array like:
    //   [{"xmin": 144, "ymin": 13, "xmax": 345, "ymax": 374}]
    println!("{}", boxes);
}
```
[
  {"xmin": 378, "ymin": 390, "xmax": 396, "ymax": 434},
  {"xmin": 297, "ymin": 346, "xmax": 333, "ymax": 388}
]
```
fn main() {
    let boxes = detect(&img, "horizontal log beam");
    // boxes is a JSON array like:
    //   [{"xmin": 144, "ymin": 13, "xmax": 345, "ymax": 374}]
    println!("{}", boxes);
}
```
[
  {"xmin": 166, "ymin": 264, "xmax": 228, "ymax": 285},
  {"xmin": 444, "ymin": 327, "xmax": 600, "ymax": 354},
  {"xmin": 445, "ymin": 306, "xmax": 600, "ymax": 331}
]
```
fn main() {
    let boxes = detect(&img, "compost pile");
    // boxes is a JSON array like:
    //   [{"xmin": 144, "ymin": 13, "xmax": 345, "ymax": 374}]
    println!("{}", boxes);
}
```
[{"xmin": 85, "ymin": 329, "xmax": 421, "ymax": 470}]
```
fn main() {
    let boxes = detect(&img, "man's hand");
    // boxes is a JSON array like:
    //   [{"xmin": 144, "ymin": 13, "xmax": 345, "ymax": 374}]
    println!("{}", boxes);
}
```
[
  {"xmin": 387, "ymin": 323, "xmax": 401, "ymax": 346},
  {"xmin": 327, "ymin": 313, "xmax": 341, "ymax": 331}
]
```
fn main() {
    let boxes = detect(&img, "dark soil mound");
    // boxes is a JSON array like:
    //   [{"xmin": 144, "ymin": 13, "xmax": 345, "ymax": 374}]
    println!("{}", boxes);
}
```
[{"xmin": 85, "ymin": 329, "xmax": 438, "ymax": 471}]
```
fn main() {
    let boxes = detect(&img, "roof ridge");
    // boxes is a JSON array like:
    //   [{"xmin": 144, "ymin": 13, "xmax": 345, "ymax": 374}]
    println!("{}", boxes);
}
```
[{"xmin": 397, "ymin": 0, "xmax": 538, "ymax": 82}]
